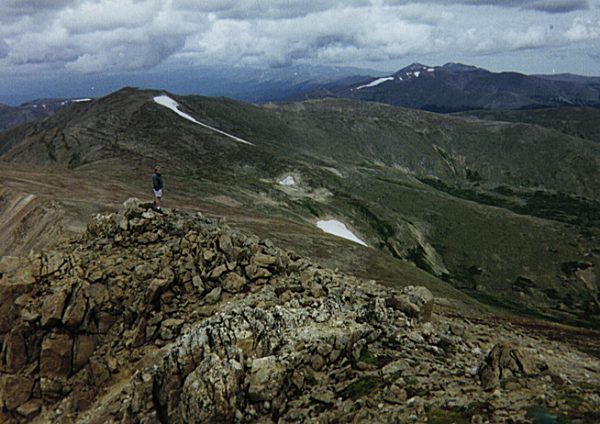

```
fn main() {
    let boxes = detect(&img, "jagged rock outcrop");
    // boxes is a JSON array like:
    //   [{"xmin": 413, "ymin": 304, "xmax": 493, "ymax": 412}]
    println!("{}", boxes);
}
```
[
  {"xmin": 0, "ymin": 199, "xmax": 599, "ymax": 423},
  {"xmin": 478, "ymin": 343, "xmax": 547, "ymax": 391}
]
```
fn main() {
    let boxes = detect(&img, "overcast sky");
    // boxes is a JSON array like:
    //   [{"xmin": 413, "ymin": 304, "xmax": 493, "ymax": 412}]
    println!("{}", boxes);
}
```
[{"xmin": 1, "ymin": 0, "xmax": 599, "ymax": 103}]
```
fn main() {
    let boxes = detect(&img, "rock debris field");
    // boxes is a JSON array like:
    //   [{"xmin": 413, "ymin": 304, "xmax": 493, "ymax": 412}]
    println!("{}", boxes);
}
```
[{"xmin": 0, "ymin": 198, "xmax": 599, "ymax": 423}]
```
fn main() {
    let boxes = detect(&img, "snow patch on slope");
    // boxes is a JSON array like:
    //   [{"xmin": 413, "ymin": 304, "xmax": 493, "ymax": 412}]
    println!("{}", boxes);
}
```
[
  {"xmin": 153, "ymin": 95, "xmax": 254, "ymax": 146},
  {"xmin": 279, "ymin": 176, "xmax": 296, "ymax": 186},
  {"xmin": 316, "ymin": 220, "xmax": 367, "ymax": 247},
  {"xmin": 356, "ymin": 77, "xmax": 394, "ymax": 90}
]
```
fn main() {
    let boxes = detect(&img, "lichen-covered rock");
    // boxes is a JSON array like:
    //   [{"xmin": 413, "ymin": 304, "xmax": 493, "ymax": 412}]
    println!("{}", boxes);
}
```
[{"xmin": 248, "ymin": 356, "xmax": 286, "ymax": 401}]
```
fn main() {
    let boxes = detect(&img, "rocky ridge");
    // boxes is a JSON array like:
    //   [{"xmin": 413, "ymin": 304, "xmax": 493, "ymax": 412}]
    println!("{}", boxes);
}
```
[{"xmin": 0, "ymin": 199, "xmax": 599, "ymax": 423}]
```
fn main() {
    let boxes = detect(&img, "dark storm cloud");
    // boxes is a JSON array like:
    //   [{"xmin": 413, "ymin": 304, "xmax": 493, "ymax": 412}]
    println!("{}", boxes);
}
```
[
  {"xmin": 523, "ymin": 0, "xmax": 590, "ymax": 13},
  {"xmin": 0, "ymin": 0, "xmax": 78, "ymax": 21},
  {"xmin": 386, "ymin": 0, "xmax": 589, "ymax": 14}
]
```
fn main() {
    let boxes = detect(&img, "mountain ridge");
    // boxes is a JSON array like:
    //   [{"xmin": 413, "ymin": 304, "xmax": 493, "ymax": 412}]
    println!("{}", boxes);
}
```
[
  {"xmin": 304, "ymin": 62, "xmax": 600, "ymax": 112},
  {"xmin": 1, "ymin": 87, "xmax": 598, "ymax": 330}
]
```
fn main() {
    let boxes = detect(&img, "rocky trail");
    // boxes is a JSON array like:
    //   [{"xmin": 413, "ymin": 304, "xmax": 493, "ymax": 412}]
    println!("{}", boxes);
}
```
[{"xmin": 0, "ymin": 199, "xmax": 599, "ymax": 423}]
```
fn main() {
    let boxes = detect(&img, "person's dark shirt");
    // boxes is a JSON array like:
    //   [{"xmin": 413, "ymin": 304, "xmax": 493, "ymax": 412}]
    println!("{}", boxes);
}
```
[{"xmin": 152, "ymin": 172, "xmax": 164, "ymax": 190}]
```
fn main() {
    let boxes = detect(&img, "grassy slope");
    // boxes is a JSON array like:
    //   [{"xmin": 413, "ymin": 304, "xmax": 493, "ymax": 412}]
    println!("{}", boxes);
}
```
[{"xmin": 457, "ymin": 107, "xmax": 600, "ymax": 144}]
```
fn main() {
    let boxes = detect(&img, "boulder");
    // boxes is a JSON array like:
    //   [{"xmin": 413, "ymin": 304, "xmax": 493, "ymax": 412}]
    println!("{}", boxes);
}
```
[
  {"xmin": 218, "ymin": 234, "xmax": 234, "ymax": 256},
  {"xmin": 37, "ymin": 251, "xmax": 68, "ymax": 278},
  {"xmin": 205, "ymin": 287, "xmax": 222, "ymax": 304},
  {"xmin": 62, "ymin": 286, "xmax": 88, "ymax": 329},
  {"xmin": 0, "ymin": 285, "xmax": 19, "ymax": 334},
  {"xmin": 192, "ymin": 275, "xmax": 205, "ymax": 294},
  {"xmin": 160, "ymin": 319, "xmax": 185, "ymax": 340},
  {"xmin": 222, "ymin": 272, "xmax": 246, "ymax": 293},
  {"xmin": 146, "ymin": 277, "xmax": 170, "ymax": 304},
  {"xmin": 40, "ymin": 288, "xmax": 69, "ymax": 328},
  {"xmin": 97, "ymin": 311, "xmax": 119, "ymax": 333},
  {"xmin": 178, "ymin": 354, "xmax": 243, "ymax": 423},
  {"xmin": 88, "ymin": 358, "xmax": 110, "ymax": 386},
  {"xmin": 16, "ymin": 399, "xmax": 42, "ymax": 418},
  {"xmin": 88, "ymin": 283, "xmax": 110, "ymax": 309},
  {"xmin": 210, "ymin": 264, "xmax": 228, "ymax": 280},
  {"xmin": 254, "ymin": 254, "xmax": 277, "ymax": 268},
  {"xmin": 386, "ymin": 286, "xmax": 434, "ymax": 322},
  {"xmin": 74, "ymin": 334, "xmax": 98, "ymax": 372},
  {"xmin": 0, "ymin": 258, "xmax": 35, "ymax": 333},
  {"xmin": 247, "ymin": 356, "xmax": 287, "ymax": 401},
  {"xmin": 3, "ymin": 330, "xmax": 27, "ymax": 372},
  {"xmin": 245, "ymin": 264, "xmax": 272, "ymax": 281},
  {"xmin": 121, "ymin": 197, "xmax": 142, "ymax": 215},
  {"xmin": 0, "ymin": 374, "xmax": 35, "ymax": 410},
  {"xmin": 478, "ymin": 343, "xmax": 544, "ymax": 391},
  {"xmin": 40, "ymin": 332, "xmax": 73, "ymax": 379}
]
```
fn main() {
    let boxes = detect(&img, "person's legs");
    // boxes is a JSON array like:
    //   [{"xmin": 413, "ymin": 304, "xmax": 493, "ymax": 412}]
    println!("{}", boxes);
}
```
[{"xmin": 153, "ymin": 189, "xmax": 162, "ymax": 209}]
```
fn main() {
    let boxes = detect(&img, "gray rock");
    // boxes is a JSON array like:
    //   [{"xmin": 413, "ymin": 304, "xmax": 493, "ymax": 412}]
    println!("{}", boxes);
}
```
[
  {"xmin": 160, "ymin": 319, "xmax": 185, "ymax": 340},
  {"xmin": 248, "ymin": 356, "xmax": 287, "ymax": 401},
  {"xmin": 222, "ymin": 272, "xmax": 246, "ymax": 293},
  {"xmin": 205, "ymin": 287, "xmax": 222, "ymax": 304},
  {"xmin": 388, "ymin": 286, "xmax": 434, "ymax": 322}
]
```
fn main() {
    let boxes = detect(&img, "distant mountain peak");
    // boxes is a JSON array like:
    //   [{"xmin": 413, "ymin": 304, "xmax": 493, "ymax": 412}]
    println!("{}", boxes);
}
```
[
  {"xmin": 441, "ymin": 62, "xmax": 484, "ymax": 72},
  {"xmin": 392, "ymin": 63, "xmax": 436, "ymax": 79},
  {"xmin": 397, "ymin": 63, "xmax": 431, "ymax": 73}
]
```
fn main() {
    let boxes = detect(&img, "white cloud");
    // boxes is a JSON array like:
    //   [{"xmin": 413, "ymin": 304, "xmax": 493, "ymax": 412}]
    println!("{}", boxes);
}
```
[
  {"xmin": 565, "ymin": 17, "xmax": 600, "ymax": 40},
  {"xmin": 184, "ymin": 5, "xmax": 439, "ymax": 67},
  {"xmin": 503, "ymin": 26, "xmax": 553, "ymax": 50},
  {"xmin": 0, "ymin": 0, "xmax": 598, "ymax": 77},
  {"xmin": 59, "ymin": 0, "xmax": 157, "ymax": 34}
]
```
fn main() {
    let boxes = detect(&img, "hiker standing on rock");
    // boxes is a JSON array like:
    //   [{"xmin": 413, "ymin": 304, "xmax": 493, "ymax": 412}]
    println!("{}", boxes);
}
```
[{"xmin": 152, "ymin": 165, "xmax": 164, "ymax": 210}]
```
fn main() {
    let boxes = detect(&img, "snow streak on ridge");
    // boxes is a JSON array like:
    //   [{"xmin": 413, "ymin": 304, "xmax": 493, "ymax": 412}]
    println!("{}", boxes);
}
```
[
  {"xmin": 356, "ymin": 76, "xmax": 394, "ymax": 90},
  {"xmin": 316, "ymin": 220, "xmax": 368, "ymax": 247},
  {"xmin": 153, "ymin": 95, "xmax": 254, "ymax": 146}
]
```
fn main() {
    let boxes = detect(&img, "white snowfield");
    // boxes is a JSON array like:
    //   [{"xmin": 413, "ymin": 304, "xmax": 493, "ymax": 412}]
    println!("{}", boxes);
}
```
[
  {"xmin": 72, "ymin": 98, "xmax": 92, "ymax": 102},
  {"xmin": 279, "ymin": 175, "xmax": 296, "ymax": 186},
  {"xmin": 356, "ymin": 76, "xmax": 394, "ymax": 90},
  {"xmin": 316, "ymin": 220, "xmax": 368, "ymax": 247},
  {"xmin": 153, "ymin": 95, "xmax": 254, "ymax": 146}
]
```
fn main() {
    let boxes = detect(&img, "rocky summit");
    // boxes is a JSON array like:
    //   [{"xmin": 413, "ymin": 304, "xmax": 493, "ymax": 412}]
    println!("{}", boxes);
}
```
[{"xmin": 1, "ymin": 200, "xmax": 599, "ymax": 423}]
